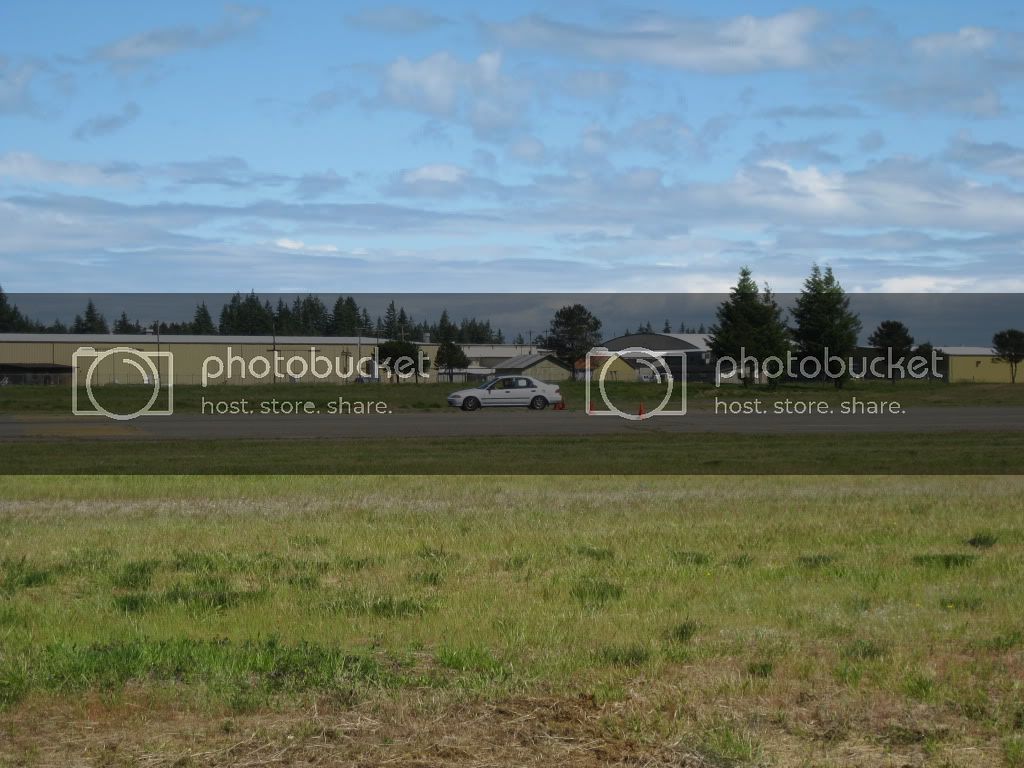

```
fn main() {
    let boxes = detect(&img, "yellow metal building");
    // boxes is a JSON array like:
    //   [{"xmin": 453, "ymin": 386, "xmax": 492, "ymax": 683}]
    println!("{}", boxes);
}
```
[
  {"xmin": 0, "ymin": 334, "xmax": 439, "ymax": 386},
  {"xmin": 494, "ymin": 353, "xmax": 572, "ymax": 382},
  {"xmin": 940, "ymin": 347, "xmax": 1020, "ymax": 384},
  {"xmin": 574, "ymin": 353, "xmax": 637, "ymax": 382}
]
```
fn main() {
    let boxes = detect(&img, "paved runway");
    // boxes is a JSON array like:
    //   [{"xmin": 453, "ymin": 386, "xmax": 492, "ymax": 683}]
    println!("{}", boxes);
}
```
[{"xmin": 2, "ymin": 406, "xmax": 1022, "ymax": 440}]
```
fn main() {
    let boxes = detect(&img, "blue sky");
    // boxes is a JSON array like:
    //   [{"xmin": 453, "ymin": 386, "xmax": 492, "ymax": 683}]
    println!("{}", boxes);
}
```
[{"xmin": 1, "ymin": 1, "xmax": 1023, "ymax": 292}]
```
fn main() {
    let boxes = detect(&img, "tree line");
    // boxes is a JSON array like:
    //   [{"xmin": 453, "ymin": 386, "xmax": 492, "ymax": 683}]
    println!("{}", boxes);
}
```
[
  {"xmin": 0, "ymin": 288, "xmax": 505, "ymax": 344},
  {"xmin": 531, "ymin": 265, "xmax": 1024, "ymax": 385},
  {"xmin": 4, "ymin": 280, "xmax": 1023, "ymax": 383},
  {"xmin": 706, "ymin": 265, "xmax": 1023, "ymax": 386}
]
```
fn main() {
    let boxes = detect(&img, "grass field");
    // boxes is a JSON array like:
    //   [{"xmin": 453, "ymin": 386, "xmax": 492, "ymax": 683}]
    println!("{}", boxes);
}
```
[
  {"xmin": 2, "ymin": 378, "xmax": 1022, "ymax": 416},
  {"xmin": 3, "ymin": 431, "xmax": 1024, "ymax": 474},
  {"xmin": 2, "ymin": 475, "xmax": 1023, "ymax": 766}
]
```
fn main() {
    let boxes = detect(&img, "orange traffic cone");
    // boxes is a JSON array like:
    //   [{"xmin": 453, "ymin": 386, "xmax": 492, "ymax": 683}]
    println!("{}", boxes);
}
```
[{"xmin": 637, "ymin": 400, "xmax": 646, "ymax": 417}]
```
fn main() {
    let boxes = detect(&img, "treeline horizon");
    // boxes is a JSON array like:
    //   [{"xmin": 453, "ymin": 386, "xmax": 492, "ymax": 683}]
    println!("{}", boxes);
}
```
[
  {"xmin": 0, "ymin": 289, "xmax": 512, "ymax": 344},
  {"xmin": 0, "ymin": 286, "xmax": 710, "ymax": 344}
]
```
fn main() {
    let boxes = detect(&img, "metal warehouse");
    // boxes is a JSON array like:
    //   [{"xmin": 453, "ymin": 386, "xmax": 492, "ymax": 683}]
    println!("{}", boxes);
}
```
[
  {"xmin": 939, "ymin": 347, "xmax": 1021, "ymax": 384},
  {"xmin": 0, "ymin": 334, "xmax": 439, "ymax": 386}
]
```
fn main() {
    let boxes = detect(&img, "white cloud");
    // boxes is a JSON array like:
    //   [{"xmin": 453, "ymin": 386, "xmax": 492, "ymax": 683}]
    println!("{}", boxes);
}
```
[
  {"xmin": 875, "ymin": 276, "xmax": 976, "ymax": 292},
  {"xmin": 0, "ymin": 152, "xmax": 135, "ymax": 187},
  {"xmin": 73, "ymin": 102, "xmax": 141, "ymax": 140},
  {"xmin": 93, "ymin": 5, "xmax": 267, "ymax": 70},
  {"xmin": 274, "ymin": 238, "xmax": 339, "ymax": 253},
  {"xmin": 507, "ymin": 136, "xmax": 546, "ymax": 165},
  {"xmin": 402, "ymin": 164, "xmax": 467, "ymax": 184},
  {"xmin": 620, "ymin": 114, "xmax": 694, "ymax": 156},
  {"xmin": 346, "ymin": 6, "xmax": 447, "ymax": 33},
  {"xmin": 0, "ymin": 59, "xmax": 39, "ymax": 115},
  {"xmin": 380, "ymin": 50, "xmax": 529, "ymax": 137},
  {"xmin": 383, "ymin": 52, "xmax": 462, "ymax": 114},
  {"xmin": 746, "ymin": 134, "xmax": 840, "ymax": 165},
  {"xmin": 491, "ymin": 10, "xmax": 821, "ymax": 72},
  {"xmin": 0, "ymin": 57, "xmax": 72, "ymax": 117},
  {"xmin": 912, "ymin": 27, "xmax": 996, "ymax": 57},
  {"xmin": 579, "ymin": 126, "xmax": 612, "ymax": 156},
  {"xmin": 945, "ymin": 134, "xmax": 1024, "ymax": 180},
  {"xmin": 293, "ymin": 170, "xmax": 348, "ymax": 200},
  {"xmin": 558, "ymin": 69, "xmax": 628, "ymax": 100},
  {"xmin": 385, "ymin": 163, "xmax": 495, "ymax": 197}
]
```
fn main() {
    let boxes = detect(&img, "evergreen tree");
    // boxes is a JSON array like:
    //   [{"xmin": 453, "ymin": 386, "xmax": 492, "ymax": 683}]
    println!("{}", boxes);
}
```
[
  {"xmin": 332, "ymin": 296, "xmax": 362, "ymax": 335},
  {"xmin": 663, "ymin": 319, "xmax": 672, "ymax": 333},
  {"xmin": 72, "ymin": 299, "xmax": 109, "ymax": 334},
  {"xmin": 868, "ymin": 320, "xmax": 915, "ymax": 382},
  {"xmin": 295, "ymin": 295, "xmax": 331, "ymax": 335},
  {"xmin": 377, "ymin": 339, "xmax": 429, "ymax": 383},
  {"xmin": 0, "ymin": 285, "xmax": 36, "ymax": 332},
  {"xmin": 708, "ymin": 267, "xmax": 790, "ymax": 386},
  {"xmin": 396, "ymin": 307, "xmax": 410, "ymax": 339},
  {"xmin": 789, "ymin": 265, "xmax": 862, "ymax": 388},
  {"xmin": 436, "ymin": 309, "xmax": 458, "ymax": 343},
  {"xmin": 218, "ymin": 292, "xmax": 275, "ymax": 334},
  {"xmin": 383, "ymin": 301, "xmax": 399, "ymax": 339},
  {"xmin": 540, "ymin": 304, "xmax": 602, "ymax": 379},
  {"xmin": 435, "ymin": 340, "xmax": 470, "ymax": 382},
  {"xmin": 275, "ymin": 299, "xmax": 295, "ymax": 334},
  {"xmin": 191, "ymin": 302, "xmax": 216, "ymax": 334},
  {"xmin": 113, "ymin": 312, "xmax": 142, "ymax": 334}
]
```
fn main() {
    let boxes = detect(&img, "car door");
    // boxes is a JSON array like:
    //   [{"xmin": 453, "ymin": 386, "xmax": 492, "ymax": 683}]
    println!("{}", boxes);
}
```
[
  {"xmin": 486, "ymin": 377, "xmax": 519, "ymax": 407},
  {"xmin": 515, "ymin": 377, "xmax": 537, "ymax": 406}
]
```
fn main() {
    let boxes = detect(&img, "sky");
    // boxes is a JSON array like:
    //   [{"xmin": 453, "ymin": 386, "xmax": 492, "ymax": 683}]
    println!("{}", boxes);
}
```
[{"xmin": 1, "ymin": 1, "xmax": 1023, "ymax": 293}]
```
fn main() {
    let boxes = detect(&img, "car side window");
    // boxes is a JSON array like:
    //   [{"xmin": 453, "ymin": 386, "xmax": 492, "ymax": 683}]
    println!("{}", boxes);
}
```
[{"xmin": 517, "ymin": 378, "xmax": 531, "ymax": 388}]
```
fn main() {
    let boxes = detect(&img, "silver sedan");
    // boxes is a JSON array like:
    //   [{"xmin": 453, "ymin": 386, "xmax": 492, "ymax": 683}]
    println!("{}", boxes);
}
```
[{"xmin": 447, "ymin": 376, "xmax": 563, "ymax": 411}]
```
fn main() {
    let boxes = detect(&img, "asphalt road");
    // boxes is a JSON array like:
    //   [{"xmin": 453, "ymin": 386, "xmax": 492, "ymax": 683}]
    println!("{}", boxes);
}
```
[{"xmin": 2, "ymin": 406, "xmax": 1022, "ymax": 440}]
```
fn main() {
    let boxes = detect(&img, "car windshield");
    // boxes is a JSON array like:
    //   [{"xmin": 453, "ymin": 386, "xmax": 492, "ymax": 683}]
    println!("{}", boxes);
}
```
[{"xmin": 479, "ymin": 378, "xmax": 501, "ymax": 389}]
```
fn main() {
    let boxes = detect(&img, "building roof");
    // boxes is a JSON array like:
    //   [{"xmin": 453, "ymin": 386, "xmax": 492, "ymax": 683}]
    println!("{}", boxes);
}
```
[
  {"xmin": 439, "ymin": 366, "xmax": 495, "ymax": 375},
  {"xmin": 495, "ymin": 352, "xmax": 570, "ymax": 371},
  {"xmin": 0, "ymin": 362, "xmax": 74, "ymax": 372},
  {"xmin": 660, "ymin": 333, "xmax": 713, "ymax": 347},
  {"xmin": 601, "ymin": 332, "xmax": 711, "ymax": 352},
  {"xmin": 576, "ymin": 353, "xmax": 641, "ymax": 371},
  {"xmin": 937, "ymin": 346, "xmax": 997, "ymax": 356},
  {"xmin": 461, "ymin": 343, "xmax": 543, "ymax": 356},
  {"xmin": 0, "ymin": 333, "xmax": 399, "ymax": 345}
]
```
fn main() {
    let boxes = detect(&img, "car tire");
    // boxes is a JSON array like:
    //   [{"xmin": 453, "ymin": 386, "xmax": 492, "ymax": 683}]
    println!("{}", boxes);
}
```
[
  {"xmin": 461, "ymin": 397, "xmax": 481, "ymax": 412},
  {"xmin": 529, "ymin": 396, "xmax": 548, "ymax": 410}
]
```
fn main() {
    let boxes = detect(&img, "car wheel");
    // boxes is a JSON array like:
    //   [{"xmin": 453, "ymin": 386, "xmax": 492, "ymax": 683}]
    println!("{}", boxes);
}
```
[
  {"xmin": 529, "ymin": 396, "xmax": 548, "ymax": 410},
  {"xmin": 461, "ymin": 397, "xmax": 481, "ymax": 412}
]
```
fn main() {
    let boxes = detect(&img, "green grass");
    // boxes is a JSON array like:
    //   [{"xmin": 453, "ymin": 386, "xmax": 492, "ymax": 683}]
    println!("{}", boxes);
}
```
[
  {"xmin": 1, "ymin": 475, "xmax": 1023, "ymax": 765},
  {"xmin": 3, "ymin": 431, "xmax": 1024, "ymax": 474},
  {"xmin": 1, "ymin": 378, "xmax": 1022, "ymax": 415}
]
